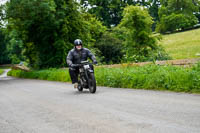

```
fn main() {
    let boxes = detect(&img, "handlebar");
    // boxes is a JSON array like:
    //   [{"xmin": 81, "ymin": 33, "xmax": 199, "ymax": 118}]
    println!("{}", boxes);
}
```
[
  {"xmin": 80, "ymin": 61, "xmax": 89, "ymax": 64},
  {"xmin": 71, "ymin": 61, "xmax": 97, "ymax": 68},
  {"xmin": 80, "ymin": 60, "xmax": 97, "ymax": 65}
]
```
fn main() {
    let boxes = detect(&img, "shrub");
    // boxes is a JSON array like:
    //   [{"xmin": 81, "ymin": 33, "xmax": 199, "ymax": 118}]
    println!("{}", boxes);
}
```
[
  {"xmin": 94, "ymin": 32, "xmax": 124, "ymax": 64},
  {"xmin": 119, "ymin": 6, "xmax": 168, "ymax": 62},
  {"xmin": 156, "ymin": 13, "xmax": 198, "ymax": 33}
]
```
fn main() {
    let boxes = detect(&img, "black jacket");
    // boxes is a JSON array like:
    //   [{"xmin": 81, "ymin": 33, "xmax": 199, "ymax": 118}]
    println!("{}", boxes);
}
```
[{"xmin": 67, "ymin": 48, "xmax": 97, "ymax": 67}]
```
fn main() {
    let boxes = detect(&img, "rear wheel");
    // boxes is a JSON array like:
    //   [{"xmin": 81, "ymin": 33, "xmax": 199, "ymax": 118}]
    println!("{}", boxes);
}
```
[{"xmin": 88, "ymin": 73, "xmax": 96, "ymax": 93}]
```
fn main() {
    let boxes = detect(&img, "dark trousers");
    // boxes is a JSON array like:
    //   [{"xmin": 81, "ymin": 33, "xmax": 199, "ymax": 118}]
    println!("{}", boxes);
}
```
[
  {"xmin": 69, "ymin": 67, "xmax": 79, "ymax": 84},
  {"xmin": 69, "ymin": 65, "xmax": 94, "ymax": 84}
]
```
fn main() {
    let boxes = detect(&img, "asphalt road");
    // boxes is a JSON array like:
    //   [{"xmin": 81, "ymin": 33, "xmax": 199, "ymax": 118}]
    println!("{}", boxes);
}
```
[{"xmin": 0, "ymin": 70, "xmax": 200, "ymax": 133}]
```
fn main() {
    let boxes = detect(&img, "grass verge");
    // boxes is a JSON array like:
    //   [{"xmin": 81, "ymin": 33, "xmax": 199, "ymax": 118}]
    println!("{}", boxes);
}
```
[
  {"xmin": 8, "ymin": 68, "xmax": 71, "ymax": 82},
  {"xmin": 0, "ymin": 69, "xmax": 4, "ymax": 75},
  {"xmin": 8, "ymin": 63, "xmax": 200, "ymax": 93}
]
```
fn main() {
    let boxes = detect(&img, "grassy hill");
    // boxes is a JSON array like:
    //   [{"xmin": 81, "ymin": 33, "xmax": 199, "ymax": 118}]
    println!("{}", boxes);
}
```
[{"xmin": 160, "ymin": 28, "xmax": 200, "ymax": 59}]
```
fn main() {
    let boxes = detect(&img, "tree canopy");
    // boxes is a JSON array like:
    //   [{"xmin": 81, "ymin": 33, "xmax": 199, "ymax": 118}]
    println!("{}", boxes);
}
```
[
  {"xmin": 156, "ymin": 0, "xmax": 199, "ymax": 33},
  {"xmin": 119, "ymin": 6, "xmax": 159, "ymax": 62},
  {"xmin": 0, "ymin": 0, "xmax": 199, "ymax": 67},
  {"xmin": 80, "ymin": 0, "xmax": 151, "ymax": 27},
  {"xmin": 4, "ymin": 0, "xmax": 105, "ymax": 68}
]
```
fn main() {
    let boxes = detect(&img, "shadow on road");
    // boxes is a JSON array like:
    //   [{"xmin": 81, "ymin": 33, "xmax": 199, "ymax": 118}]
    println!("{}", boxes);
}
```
[{"xmin": 67, "ymin": 89, "xmax": 99, "ymax": 95}]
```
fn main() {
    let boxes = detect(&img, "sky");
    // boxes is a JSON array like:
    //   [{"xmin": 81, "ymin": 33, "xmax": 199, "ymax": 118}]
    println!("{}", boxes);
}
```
[{"xmin": 0, "ymin": 0, "xmax": 8, "ymax": 5}]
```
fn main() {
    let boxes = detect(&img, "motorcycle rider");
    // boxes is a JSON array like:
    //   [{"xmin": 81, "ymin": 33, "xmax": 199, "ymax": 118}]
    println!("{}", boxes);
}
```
[{"xmin": 67, "ymin": 39, "xmax": 97, "ymax": 88}]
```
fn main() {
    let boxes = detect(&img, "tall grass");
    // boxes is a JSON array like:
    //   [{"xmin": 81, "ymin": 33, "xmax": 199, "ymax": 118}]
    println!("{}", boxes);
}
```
[
  {"xmin": 95, "ymin": 64, "xmax": 200, "ymax": 93},
  {"xmin": 8, "ymin": 63, "xmax": 200, "ymax": 93},
  {"xmin": 0, "ymin": 69, "xmax": 4, "ymax": 75},
  {"xmin": 160, "ymin": 28, "xmax": 200, "ymax": 59},
  {"xmin": 8, "ymin": 68, "xmax": 71, "ymax": 82}
]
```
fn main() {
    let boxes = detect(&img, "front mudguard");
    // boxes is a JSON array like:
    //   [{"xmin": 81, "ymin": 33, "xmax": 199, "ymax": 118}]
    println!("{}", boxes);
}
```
[{"xmin": 88, "ymin": 69, "xmax": 94, "ymax": 73}]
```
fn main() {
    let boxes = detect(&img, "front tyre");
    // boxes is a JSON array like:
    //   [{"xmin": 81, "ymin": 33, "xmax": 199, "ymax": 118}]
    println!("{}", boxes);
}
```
[
  {"xmin": 77, "ymin": 81, "xmax": 83, "ymax": 92},
  {"xmin": 88, "ymin": 73, "xmax": 96, "ymax": 93}
]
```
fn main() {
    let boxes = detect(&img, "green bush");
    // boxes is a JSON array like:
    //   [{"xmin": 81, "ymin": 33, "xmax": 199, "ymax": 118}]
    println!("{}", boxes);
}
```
[
  {"xmin": 119, "ymin": 6, "xmax": 168, "ymax": 63},
  {"xmin": 156, "ymin": 13, "xmax": 198, "ymax": 33},
  {"xmin": 146, "ymin": 45, "xmax": 172, "ymax": 61},
  {"xmin": 8, "ymin": 63, "xmax": 200, "ymax": 93},
  {"xmin": 94, "ymin": 32, "xmax": 124, "ymax": 64}
]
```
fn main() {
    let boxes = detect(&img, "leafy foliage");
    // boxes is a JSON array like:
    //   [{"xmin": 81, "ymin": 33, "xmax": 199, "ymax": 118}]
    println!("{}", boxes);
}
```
[
  {"xmin": 81, "ymin": 0, "xmax": 123, "ymax": 27},
  {"xmin": 0, "ymin": 29, "xmax": 10, "ymax": 64},
  {"xmin": 81, "ymin": 12, "xmax": 107, "ymax": 47},
  {"xmin": 119, "ymin": 6, "xmax": 166, "ymax": 62},
  {"xmin": 156, "ymin": 0, "xmax": 199, "ymax": 33},
  {"xmin": 94, "ymin": 32, "xmax": 124, "ymax": 64},
  {"xmin": 6, "ymin": 0, "xmax": 64, "ymax": 68},
  {"xmin": 0, "ymin": 5, "xmax": 10, "ymax": 64},
  {"xmin": 4, "ymin": 0, "xmax": 106, "ymax": 68},
  {"xmin": 156, "ymin": 13, "xmax": 198, "ymax": 33},
  {"xmin": 5, "ymin": 29, "xmax": 25, "ymax": 64},
  {"xmin": 80, "ymin": 0, "xmax": 151, "ymax": 27},
  {"xmin": 3, "ymin": 0, "xmax": 197, "ymax": 67},
  {"xmin": 149, "ymin": 0, "xmax": 160, "ymax": 31}
]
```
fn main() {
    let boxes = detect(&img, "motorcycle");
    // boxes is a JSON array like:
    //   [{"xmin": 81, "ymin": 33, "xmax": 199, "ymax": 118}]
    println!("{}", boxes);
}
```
[{"xmin": 77, "ymin": 61, "xmax": 96, "ymax": 93}]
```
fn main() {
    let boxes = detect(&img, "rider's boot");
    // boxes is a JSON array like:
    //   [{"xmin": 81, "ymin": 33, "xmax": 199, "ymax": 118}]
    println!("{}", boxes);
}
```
[{"xmin": 74, "ymin": 82, "xmax": 78, "ymax": 89}]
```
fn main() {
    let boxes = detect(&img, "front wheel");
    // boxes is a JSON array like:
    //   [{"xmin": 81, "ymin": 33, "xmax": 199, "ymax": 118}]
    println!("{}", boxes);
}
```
[
  {"xmin": 77, "ymin": 81, "xmax": 83, "ymax": 92},
  {"xmin": 88, "ymin": 73, "xmax": 96, "ymax": 93}
]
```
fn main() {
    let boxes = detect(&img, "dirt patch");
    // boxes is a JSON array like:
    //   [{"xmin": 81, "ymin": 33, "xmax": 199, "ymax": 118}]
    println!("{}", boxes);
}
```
[
  {"xmin": 11, "ymin": 65, "xmax": 30, "ymax": 71},
  {"xmin": 101, "ymin": 58, "xmax": 200, "ymax": 68}
]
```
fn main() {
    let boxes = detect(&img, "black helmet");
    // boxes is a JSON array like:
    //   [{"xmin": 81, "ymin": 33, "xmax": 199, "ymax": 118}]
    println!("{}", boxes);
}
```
[{"xmin": 74, "ymin": 39, "xmax": 82, "ymax": 46}]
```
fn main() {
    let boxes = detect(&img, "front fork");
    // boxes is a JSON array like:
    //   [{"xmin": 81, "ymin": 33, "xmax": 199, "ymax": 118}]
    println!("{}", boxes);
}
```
[
  {"xmin": 79, "ymin": 66, "xmax": 94, "ymax": 88},
  {"xmin": 85, "ymin": 68, "xmax": 94, "ymax": 80}
]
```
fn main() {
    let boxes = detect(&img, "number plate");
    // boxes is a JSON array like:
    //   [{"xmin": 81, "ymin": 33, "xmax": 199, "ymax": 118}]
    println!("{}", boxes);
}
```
[
  {"xmin": 79, "ymin": 68, "xmax": 84, "ymax": 72},
  {"xmin": 84, "ymin": 64, "xmax": 90, "ymax": 69}
]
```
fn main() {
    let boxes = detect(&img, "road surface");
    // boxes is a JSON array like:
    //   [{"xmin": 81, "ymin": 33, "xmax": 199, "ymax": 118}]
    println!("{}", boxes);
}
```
[{"xmin": 0, "ymin": 70, "xmax": 200, "ymax": 133}]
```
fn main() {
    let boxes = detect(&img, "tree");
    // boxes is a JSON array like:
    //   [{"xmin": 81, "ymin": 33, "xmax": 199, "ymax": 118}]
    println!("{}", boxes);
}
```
[
  {"xmin": 0, "ymin": 28, "xmax": 11, "ymax": 64},
  {"xmin": 156, "ymin": 13, "xmax": 198, "ymax": 33},
  {"xmin": 80, "ymin": 0, "xmax": 151, "ymax": 27},
  {"xmin": 80, "ymin": 12, "xmax": 107, "ymax": 48},
  {"xmin": 156, "ymin": 0, "xmax": 199, "ymax": 33},
  {"xmin": 5, "ymin": 29, "xmax": 25, "ymax": 64},
  {"xmin": 5, "ymin": 0, "xmax": 84, "ymax": 68},
  {"xmin": 193, "ymin": 0, "xmax": 200, "ymax": 22},
  {"xmin": 149, "ymin": 0, "xmax": 160, "ymax": 31},
  {"xmin": 167, "ymin": 0, "xmax": 198, "ymax": 14},
  {"xmin": 80, "ymin": 0, "xmax": 122, "ymax": 27},
  {"xmin": 5, "ymin": 0, "xmax": 106, "ymax": 68},
  {"xmin": 0, "ymin": 5, "xmax": 10, "ymax": 64},
  {"xmin": 119, "ymin": 6, "xmax": 160, "ymax": 62}
]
